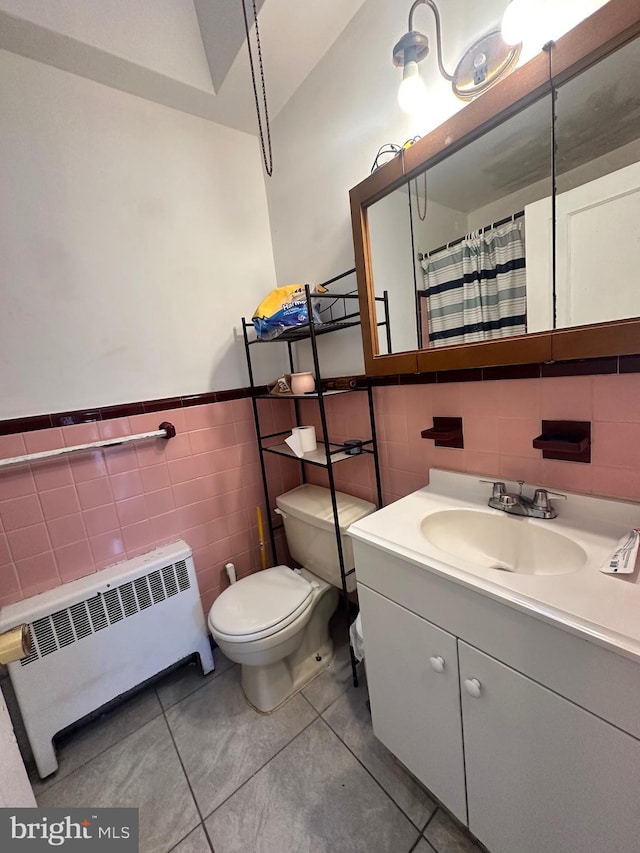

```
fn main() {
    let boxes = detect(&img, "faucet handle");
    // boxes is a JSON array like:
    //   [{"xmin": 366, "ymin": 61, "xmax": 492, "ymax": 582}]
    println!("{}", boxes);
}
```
[
  {"xmin": 533, "ymin": 488, "xmax": 567, "ymax": 510},
  {"xmin": 479, "ymin": 479, "xmax": 506, "ymax": 499}
]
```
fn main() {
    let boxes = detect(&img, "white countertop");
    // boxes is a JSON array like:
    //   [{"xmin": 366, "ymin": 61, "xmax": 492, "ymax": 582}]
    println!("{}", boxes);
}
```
[{"xmin": 348, "ymin": 470, "xmax": 640, "ymax": 664}]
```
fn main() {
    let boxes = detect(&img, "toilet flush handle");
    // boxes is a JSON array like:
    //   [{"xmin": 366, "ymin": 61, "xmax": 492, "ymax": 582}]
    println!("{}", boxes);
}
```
[{"xmin": 274, "ymin": 508, "xmax": 287, "ymax": 519}]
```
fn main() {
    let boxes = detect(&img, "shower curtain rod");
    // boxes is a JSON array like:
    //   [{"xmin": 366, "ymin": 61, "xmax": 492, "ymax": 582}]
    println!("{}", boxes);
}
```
[
  {"xmin": 0, "ymin": 422, "xmax": 176, "ymax": 470},
  {"xmin": 419, "ymin": 209, "xmax": 525, "ymax": 260}
]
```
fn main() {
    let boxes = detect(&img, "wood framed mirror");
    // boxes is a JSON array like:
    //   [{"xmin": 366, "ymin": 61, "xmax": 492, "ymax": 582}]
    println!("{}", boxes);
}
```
[{"xmin": 350, "ymin": 0, "xmax": 640, "ymax": 377}]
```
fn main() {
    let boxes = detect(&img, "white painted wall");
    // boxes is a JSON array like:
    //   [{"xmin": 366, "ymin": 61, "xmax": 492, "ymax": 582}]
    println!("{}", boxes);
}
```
[
  {"xmin": 0, "ymin": 50, "xmax": 283, "ymax": 419},
  {"xmin": 0, "ymin": 0, "xmax": 213, "ymax": 91}
]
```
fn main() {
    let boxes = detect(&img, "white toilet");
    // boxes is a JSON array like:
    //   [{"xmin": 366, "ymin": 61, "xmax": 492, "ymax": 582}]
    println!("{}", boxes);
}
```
[{"xmin": 208, "ymin": 484, "xmax": 375, "ymax": 713}]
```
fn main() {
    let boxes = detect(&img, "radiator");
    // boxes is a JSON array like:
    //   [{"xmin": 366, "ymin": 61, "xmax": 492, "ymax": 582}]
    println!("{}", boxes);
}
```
[{"xmin": 0, "ymin": 540, "xmax": 214, "ymax": 779}]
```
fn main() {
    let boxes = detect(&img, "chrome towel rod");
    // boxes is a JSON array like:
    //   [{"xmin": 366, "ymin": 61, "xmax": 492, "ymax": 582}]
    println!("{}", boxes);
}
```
[{"xmin": 0, "ymin": 422, "xmax": 176, "ymax": 470}]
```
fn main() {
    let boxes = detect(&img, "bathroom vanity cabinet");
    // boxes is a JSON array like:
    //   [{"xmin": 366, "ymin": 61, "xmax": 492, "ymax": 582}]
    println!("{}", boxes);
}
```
[{"xmin": 355, "ymin": 541, "xmax": 640, "ymax": 853}]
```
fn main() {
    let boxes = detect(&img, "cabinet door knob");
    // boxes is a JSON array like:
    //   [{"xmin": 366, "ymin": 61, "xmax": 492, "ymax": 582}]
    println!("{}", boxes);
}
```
[
  {"xmin": 429, "ymin": 656, "xmax": 445, "ymax": 673},
  {"xmin": 463, "ymin": 678, "xmax": 482, "ymax": 698}
]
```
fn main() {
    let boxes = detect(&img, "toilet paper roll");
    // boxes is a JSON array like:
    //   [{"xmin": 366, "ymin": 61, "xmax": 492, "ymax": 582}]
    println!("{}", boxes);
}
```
[{"xmin": 293, "ymin": 425, "xmax": 317, "ymax": 453}]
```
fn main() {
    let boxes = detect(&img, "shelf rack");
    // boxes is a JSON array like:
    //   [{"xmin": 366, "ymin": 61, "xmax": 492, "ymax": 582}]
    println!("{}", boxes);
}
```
[{"xmin": 242, "ymin": 273, "xmax": 388, "ymax": 687}]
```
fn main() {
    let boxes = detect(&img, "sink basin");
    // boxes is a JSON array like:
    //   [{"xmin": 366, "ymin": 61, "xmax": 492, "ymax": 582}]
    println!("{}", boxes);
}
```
[{"xmin": 420, "ymin": 509, "xmax": 587, "ymax": 576}]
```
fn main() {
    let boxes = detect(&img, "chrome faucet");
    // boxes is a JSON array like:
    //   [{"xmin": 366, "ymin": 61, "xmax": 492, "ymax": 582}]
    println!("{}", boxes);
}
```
[{"xmin": 480, "ymin": 480, "xmax": 566, "ymax": 519}]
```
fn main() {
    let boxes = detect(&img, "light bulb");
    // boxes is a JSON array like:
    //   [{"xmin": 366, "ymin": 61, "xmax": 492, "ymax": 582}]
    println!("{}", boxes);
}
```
[
  {"xmin": 398, "ymin": 61, "xmax": 427, "ymax": 114},
  {"xmin": 501, "ymin": 0, "xmax": 529, "ymax": 46}
]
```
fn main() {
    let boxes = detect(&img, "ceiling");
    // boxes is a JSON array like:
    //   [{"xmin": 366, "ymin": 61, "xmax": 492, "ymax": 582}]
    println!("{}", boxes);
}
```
[{"xmin": 0, "ymin": 0, "xmax": 366, "ymax": 134}]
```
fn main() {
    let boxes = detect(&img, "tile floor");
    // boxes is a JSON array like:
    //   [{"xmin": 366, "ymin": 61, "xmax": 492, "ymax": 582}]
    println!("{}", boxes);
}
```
[{"xmin": 21, "ymin": 619, "xmax": 485, "ymax": 853}]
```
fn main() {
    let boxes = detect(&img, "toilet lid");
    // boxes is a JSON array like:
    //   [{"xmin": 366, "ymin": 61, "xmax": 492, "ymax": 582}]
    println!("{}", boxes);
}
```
[{"xmin": 209, "ymin": 565, "xmax": 313, "ymax": 639}]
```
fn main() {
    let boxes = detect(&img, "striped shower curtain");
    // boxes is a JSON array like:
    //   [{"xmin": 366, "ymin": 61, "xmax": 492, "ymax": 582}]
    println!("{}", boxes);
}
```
[{"xmin": 420, "ymin": 220, "xmax": 526, "ymax": 347}]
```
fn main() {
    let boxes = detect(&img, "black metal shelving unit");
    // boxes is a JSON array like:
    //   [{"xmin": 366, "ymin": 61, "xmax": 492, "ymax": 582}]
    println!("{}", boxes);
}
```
[{"xmin": 241, "ymin": 272, "xmax": 389, "ymax": 687}]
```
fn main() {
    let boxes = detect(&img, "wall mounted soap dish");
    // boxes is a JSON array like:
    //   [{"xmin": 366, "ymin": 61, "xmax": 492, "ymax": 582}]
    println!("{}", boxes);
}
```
[
  {"xmin": 533, "ymin": 420, "xmax": 591, "ymax": 463},
  {"xmin": 421, "ymin": 417, "xmax": 464, "ymax": 449}
]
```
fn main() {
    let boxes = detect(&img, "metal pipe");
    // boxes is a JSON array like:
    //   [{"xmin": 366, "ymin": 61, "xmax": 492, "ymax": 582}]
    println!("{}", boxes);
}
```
[{"xmin": 0, "ymin": 422, "xmax": 175, "ymax": 470}]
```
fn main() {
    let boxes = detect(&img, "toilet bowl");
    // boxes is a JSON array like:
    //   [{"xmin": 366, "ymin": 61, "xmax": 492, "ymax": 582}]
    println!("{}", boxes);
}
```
[
  {"xmin": 209, "ymin": 565, "xmax": 338, "ymax": 712},
  {"xmin": 207, "ymin": 484, "xmax": 376, "ymax": 713}
]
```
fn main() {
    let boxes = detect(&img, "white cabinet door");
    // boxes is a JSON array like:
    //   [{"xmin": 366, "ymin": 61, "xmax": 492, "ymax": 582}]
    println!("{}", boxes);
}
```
[
  {"xmin": 358, "ymin": 585, "xmax": 467, "ymax": 823},
  {"xmin": 459, "ymin": 641, "xmax": 640, "ymax": 853}
]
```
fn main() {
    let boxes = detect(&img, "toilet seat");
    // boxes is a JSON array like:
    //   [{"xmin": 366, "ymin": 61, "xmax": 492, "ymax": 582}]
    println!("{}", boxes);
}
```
[{"xmin": 209, "ymin": 565, "xmax": 313, "ymax": 643}]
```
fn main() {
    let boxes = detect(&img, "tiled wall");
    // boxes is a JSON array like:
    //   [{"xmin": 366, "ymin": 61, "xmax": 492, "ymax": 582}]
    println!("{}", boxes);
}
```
[
  {"xmin": 0, "ymin": 398, "xmax": 299, "ymax": 612},
  {"xmin": 2, "ymin": 372, "xmax": 639, "ymax": 613},
  {"xmin": 373, "ymin": 373, "xmax": 640, "ymax": 504}
]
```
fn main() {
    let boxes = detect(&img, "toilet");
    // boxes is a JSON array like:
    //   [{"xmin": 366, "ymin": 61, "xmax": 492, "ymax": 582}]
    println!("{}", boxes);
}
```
[{"xmin": 208, "ymin": 484, "xmax": 375, "ymax": 713}]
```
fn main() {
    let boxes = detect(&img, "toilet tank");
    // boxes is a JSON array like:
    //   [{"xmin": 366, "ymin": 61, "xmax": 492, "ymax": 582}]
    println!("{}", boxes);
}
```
[{"xmin": 276, "ymin": 484, "xmax": 375, "ymax": 592}]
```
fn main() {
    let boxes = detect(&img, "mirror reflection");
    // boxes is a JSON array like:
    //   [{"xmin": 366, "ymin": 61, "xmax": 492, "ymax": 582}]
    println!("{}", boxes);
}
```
[
  {"xmin": 369, "ymin": 93, "xmax": 553, "ymax": 355},
  {"xmin": 554, "ymin": 35, "xmax": 640, "ymax": 329}
]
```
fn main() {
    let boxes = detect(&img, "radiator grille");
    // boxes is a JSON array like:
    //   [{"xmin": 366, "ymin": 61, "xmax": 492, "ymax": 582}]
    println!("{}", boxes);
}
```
[{"xmin": 20, "ymin": 560, "xmax": 192, "ymax": 666}]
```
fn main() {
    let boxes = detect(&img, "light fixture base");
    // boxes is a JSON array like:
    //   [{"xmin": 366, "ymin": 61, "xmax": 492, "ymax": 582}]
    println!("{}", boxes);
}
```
[
  {"xmin": 452, "ymin": 29, "xmax": 521, "ymax": 100},
  {"xmin": 393, "ymin": 30, "xmax": 430, "ymax": 67}
]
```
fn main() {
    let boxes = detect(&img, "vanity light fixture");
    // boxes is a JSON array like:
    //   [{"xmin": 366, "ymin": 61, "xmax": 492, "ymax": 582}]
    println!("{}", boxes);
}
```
[
  {"xmin": 393, "ymin": 0, "xmax": 522, "ymax": 111},
  {"xmin": 501, "ymin": 0, "xmax": 530, "ymax": 46}
]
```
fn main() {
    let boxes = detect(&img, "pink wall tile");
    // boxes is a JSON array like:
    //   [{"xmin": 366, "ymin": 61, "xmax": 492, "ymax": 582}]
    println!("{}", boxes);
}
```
[
  {"xmin": 89, "ymin": 531, "xmax": 125, "ymax": 569},
  {"xmin": 77, "ymin": 477, "xmax": 114, "ymax": 510},
  {"xmin": 0, "ymin": 434, "xmax": 26, "ymax": 459},
  {"xmin": 0, "ymin": 562, "xmax": 21, "ymax": 605},
  {"xmin": 145, "ymin": 488, "xmax": 175, "ymax": 518},
  {"xmin": 39, "ymin": 485, "xmax": 81, "ymax": 520},
  {"xmin": 7, "ymin": 524, "xmax": 51, "ymax": 560},
  {"xmin": 83, "ymin": 504, "xmax": 119, "ymax": 536},
  {"xmin": 47, "ymin": 514, "xmax": 87, "ymax": 549},
  {"xmin": 0, "ymin": 494, "xmax": 44, "ymax": 530},
  {"xmin": 105, "ymin": 446, "xmax": 139, "ymax": 475},
  {"xmin": 591, "ymin": 466, "xmax": 640, "ymax": 501},
  {"xmin": 498, "ymin": 417, "xmax": 540, "ymax": 460},
  {"xmin": 464, "ymin": 451, "xmax": 501, "ymax": 477},
  {"xmin": 167, "ymin": 456, "xmax": 198, "ymax": 485},
  {"xmin": 539, "ymin": 459, "xmax": 593, "ymax": 494},
  {"xmin": 540, "ymin": 376, "xmax": 593, "ymax": 421},
  {"xmin": 63, "ymin": 422, "xmax": 100, "ymax": 445},
  {"xmin": 464, "ymin": 418, "xmax": 500, "ymax": 454},
  {"xmin": 592, "ymin": 422, "xmax": 640, "ymax": 469},
  {"xmin": 593, "ymin": 374, "xmax": 640, "ymax": 423},
  {"xmin": 121, "ymin": 520, "xmax": 154, "ymax": 555},
  {"xmin": 70, "ymin": 451, "xmax": 108, "ymax": 483},
  {"xmin": 0, "ymin": 466, "xmax": 36, "ymax": 501},
  {"xmin": 116, "ymin": 495, "xmax": 148, "ymax": 528},
  {"xmin": 499, "ymin": 456, "xmax": 542, "ymax": 484},
  {"xmin": 55, "ymin": 540, "xmax": 94, "ymax": 583},
  {"xmin": 140, "ymin": 464, "xmax": 171, "ymax": 493},
  {"xmin": 462, "ymin": 381, "xmax": 501, "ymax": 420},
  {"xmin": 110, "ymin": 470, "xmax": 143, "ymax": 501},
  {"xmin": 0, "ymin": 533, "xmax": 10, "ymax": 565},
  {"xmin": 33, "ymin": 459, "xmax": 73, "ymax": 491},
  {"xmin": 430, "ymin": 383, "xmax": 462, "ymax": 416},
  {"xmin": 497, "ymin": 379, "xmax": 540, "ymax": 419},
  {"xmin": 98, "ymin": 418, "xmax": 130, "ymax": 440},
  {"xmin": 24, "ymin": 428, "xmax": 64, "ymax": 453},
  {"xmin": 14, "ymin": 552, "xmax": 59, "ymax": 598}
]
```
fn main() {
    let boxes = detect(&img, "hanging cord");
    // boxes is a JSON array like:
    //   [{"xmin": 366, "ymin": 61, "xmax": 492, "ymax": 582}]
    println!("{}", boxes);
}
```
[
  {"xmin": 543, "ymin": 40, "xmax": 557, "ymax": 328},
  {"xmin": 414, "ymin": 169, "xmax": 427, "ymax": 221},
  {"xmin": 241, "ymin": 0, "xmax": 273, "ymax": 176}
]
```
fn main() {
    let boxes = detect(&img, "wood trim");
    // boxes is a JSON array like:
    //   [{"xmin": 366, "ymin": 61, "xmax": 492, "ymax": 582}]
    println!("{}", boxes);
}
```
[
  {"xmin": 551, "ymin": 318, "xmax": 640, "ymax": 362},
  {"xmin": 417, "ymin": 333, "xmax": 552, "ymax": 373}
]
